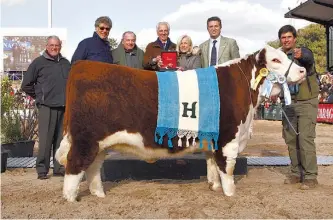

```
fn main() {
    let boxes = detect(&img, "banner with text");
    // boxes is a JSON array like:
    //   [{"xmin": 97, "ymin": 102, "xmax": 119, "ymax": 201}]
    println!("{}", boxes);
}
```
[
  {"xmin": 317, "ymin": 104, "xmax": 333, "ymax": 123},
  {"xmin": 3, "ymin": 36, "xmax": 48, "ymax": 72}
]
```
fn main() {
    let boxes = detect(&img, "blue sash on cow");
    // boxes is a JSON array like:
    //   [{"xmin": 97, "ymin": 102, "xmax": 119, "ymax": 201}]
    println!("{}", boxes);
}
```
[{"xmin": 155, "ymin": 67, "xmax": 220, "ymax": 150}]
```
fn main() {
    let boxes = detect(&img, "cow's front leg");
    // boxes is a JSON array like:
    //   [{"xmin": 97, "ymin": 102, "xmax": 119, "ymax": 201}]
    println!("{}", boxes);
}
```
[
  {"xmin": 206, "ymin": 152, "xmax": 222, "ymax": 191},
  {"xmin": 215, "ymin": 142, "xmax": 238, "ymax": 196},
  {"xmin": 85, "ymin": 151, "xmax": 106, "ymax": 198},
  {"xmin": 63, "ymin": 170, "xmax": 85, "ymax": 202}
]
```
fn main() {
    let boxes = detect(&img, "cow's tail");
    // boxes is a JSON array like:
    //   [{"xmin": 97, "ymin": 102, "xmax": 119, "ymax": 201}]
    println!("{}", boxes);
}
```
[
  {"xmin": 56, "ymin": 65, "xmax": 77, "ymax": 165},
  {"xmin": 55, "ymin": 133, "xmax": 71, "ymax": 166},
  {"xmin": 63, "ymin": 63, "xmax": 77, "ymax": 135}
]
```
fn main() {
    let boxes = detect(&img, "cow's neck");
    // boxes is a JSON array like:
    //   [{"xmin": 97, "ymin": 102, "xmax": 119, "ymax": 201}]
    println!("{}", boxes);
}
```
[{"xmin": 233, "ymin": 54, "xmax": 260, "ymax": 108}]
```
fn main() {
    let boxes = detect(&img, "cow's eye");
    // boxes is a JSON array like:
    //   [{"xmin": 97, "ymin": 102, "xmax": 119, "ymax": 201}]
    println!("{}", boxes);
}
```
[{"xmin": 272, "ymin": 58, "xmax": 281, "ymax": 63}]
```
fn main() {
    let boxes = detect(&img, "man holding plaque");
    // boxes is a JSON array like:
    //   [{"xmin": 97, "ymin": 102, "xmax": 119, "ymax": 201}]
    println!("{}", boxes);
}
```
[
  {"xmin": 143, "ymin": 21, "xmax": 177, "ymax": 71},
  {"xmin": 199, "ymin": 16, "xmax": 240, "ymax": 67}
]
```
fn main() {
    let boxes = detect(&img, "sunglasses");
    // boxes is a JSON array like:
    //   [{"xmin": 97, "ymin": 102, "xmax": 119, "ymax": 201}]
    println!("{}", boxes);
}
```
[{"xmin": 99, "ymin": 26, "xmax": 111, "ymax": 31}]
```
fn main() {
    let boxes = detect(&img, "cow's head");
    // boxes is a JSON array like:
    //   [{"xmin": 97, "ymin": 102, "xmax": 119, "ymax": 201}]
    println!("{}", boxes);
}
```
[{"xmin": 255, "ymin": 45, "xmax": 306, "ymax": 98}]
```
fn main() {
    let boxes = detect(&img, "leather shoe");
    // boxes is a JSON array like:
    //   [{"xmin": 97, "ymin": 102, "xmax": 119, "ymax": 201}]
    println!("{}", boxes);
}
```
[
  {"xmin": 53, "ymin": 170, "xmax": 65, "ymax": 177},
  {"xmin": 37, "ymin": 173, "xmax": 48, "ymax": 180},
  {"xmin": 300, "ymin": 179, "xmax": 318, "ymax": 190}
]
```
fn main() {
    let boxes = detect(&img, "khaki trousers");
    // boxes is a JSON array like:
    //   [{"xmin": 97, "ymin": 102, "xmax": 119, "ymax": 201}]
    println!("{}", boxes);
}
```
[{"xmin": 282, "ymin": 97, "xmax": 319, "ymax": 179}]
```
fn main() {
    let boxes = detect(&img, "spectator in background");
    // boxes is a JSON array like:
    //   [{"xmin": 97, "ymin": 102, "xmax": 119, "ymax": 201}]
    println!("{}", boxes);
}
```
[
  {"xmin": 327, "ymin": 92, "xmax": 333, "ymax": 103},
  {"xmin": 143, "ymin": 21, "xmax": 176, "ymax": 71},
  {"xmin": 199, "ymin": 16, "xmax": 240, "ymax": 67},
  {"xmin": 21, "ymin": 35, "xmax": 70, "ymax": 180},
  {"xmin": 176, "ymin": 35, "xmax": 201, "ymax": 71},
  {"xmin": 112, "ymin": 31, "xmax": 144, "ymax": 69},
  {"xmin": 71, "ymin": 16, "xmax": 113, "ymax": 64}
]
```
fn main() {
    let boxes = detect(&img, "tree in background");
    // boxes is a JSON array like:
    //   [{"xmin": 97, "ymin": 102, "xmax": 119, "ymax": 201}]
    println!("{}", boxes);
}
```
[
  {"xmin": 267, "ymin": 24, "xmax": 326, "ymax": 73},
  {"xmin": 108, "ymin": 37, "xmax": 119, "ymax": 50}
]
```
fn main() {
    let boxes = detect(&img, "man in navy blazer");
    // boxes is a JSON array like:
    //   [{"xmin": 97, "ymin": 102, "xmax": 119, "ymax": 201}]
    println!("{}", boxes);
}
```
[{"xmin": 71, "ymin": 16, "xmax": 113, "ymax": 64}]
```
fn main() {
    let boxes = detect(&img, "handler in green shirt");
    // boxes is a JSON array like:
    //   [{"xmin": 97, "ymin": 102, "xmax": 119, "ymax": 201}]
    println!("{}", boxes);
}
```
[{"xmin": 278, "ymin": 25, "xmax": 320, "ymax": 190}]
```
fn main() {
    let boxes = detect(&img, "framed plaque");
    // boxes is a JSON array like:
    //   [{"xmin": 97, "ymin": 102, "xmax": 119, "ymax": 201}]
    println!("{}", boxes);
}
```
[{"xmin": 160, "ymin": 51, "xmax": 178, "ymax": 71}]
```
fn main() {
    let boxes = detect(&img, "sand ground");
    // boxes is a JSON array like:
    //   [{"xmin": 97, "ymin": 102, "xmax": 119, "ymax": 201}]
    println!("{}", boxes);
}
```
[{"xmin": 1, "ymin": 120, "xmax": 333, "ymax": 219}]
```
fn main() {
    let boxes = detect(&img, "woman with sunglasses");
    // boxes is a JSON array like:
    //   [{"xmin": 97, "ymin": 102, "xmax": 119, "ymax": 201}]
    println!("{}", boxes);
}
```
[{"xmin": 71, "ymin": 16, "xmax": 114, "ymax": 65}]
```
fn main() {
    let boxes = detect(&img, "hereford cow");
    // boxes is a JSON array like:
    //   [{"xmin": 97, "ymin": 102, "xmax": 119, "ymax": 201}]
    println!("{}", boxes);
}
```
[{"xmin": 56, "ymin": 45, "xmax": 305, "ymax": 202}]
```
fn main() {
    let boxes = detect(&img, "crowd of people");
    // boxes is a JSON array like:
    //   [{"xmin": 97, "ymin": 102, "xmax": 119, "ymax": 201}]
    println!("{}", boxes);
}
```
[
  {"xmin": 18, "ymin": 15, "xmax": 325, "ymax": 190},
  {"xmin": 318, "ymin": 72, "xmax": 333, "ymax": 103}
]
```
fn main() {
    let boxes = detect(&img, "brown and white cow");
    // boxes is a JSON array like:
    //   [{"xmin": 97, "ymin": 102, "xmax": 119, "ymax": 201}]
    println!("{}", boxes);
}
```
[{"xmin": 55, "ymin": 45, "xmax": 305, "ymax": 202}]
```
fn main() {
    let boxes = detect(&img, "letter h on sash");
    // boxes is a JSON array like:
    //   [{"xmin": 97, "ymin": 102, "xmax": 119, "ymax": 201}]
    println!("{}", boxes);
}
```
[{"xmin": 182, "ymin": 102, "xmax": 197, "ymax": 118}]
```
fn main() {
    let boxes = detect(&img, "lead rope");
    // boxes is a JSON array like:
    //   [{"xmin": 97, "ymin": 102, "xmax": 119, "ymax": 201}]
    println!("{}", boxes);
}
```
[
  {"xmin": 281, "ymin": 107, "xmax": 300, "ymax": 136},
  {"xmin": 282, "ymin": 59, "xmax": 300, "ymax": 135}
]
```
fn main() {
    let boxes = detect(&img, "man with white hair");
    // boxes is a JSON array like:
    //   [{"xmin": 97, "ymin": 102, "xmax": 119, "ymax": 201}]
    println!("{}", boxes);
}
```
[
  {"xmin": 143, "ymin": 21, "xmax": 176, "ymax": 71},
  {"xmin": 21, "ymin": 35, "xmax": 70, "ymax": 180},
  {"xmin": 112, "ymin": 31, "xmax": 144, "ymax": 69}
]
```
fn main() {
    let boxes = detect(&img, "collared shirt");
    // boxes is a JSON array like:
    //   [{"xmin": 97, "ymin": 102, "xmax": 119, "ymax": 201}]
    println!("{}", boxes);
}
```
[{"xmin": 209, "ymin": 36, "xmax": 221, "ymax": 66}]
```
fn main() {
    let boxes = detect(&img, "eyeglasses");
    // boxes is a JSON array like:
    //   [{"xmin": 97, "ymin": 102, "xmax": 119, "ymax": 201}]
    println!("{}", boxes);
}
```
[{"xmin": 99, "ymin": 26, "xmax": 111, "ymax": 31}]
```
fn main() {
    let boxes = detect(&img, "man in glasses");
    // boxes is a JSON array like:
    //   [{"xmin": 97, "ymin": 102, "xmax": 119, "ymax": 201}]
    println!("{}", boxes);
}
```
[
  {"xmin": 71, "ymin": 16, "xmax": 113, "ymax": 64},
  {"xmin": 21, "ymin": 35, "xmax": 70, "ymax": 180}
]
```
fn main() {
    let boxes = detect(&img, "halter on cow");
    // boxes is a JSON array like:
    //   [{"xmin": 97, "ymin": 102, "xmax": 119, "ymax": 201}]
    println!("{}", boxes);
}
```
[{"xmin": 55, "ymin": 45, "xmax": 305, "ymax": 202}]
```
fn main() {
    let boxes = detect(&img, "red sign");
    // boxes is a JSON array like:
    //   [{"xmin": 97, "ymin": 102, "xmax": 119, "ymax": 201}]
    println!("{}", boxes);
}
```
[
  {"xmin": 317, "ymin": 104, "xmax": 333, "ymax": 123},
  {"xmin": 161, "ymin": 51, "xmax": 177, "ymax": 69}
]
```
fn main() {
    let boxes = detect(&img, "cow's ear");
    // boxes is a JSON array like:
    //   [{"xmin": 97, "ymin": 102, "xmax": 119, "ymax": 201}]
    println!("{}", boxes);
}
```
[{"xmin": 256, "ymin": 48, "xmax": 267, "ymax": 66}]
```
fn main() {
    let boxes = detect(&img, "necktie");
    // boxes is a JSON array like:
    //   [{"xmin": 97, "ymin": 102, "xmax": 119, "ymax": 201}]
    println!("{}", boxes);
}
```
[{"xmin": 210, "ymin": 40, "xmax": 217, "ymax": 66}]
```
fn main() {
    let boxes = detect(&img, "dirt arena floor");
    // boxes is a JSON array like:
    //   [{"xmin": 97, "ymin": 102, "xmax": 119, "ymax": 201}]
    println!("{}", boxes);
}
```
[{"xmin": 1, "ymin": 120, "xmax": 333, "ymax": 219}]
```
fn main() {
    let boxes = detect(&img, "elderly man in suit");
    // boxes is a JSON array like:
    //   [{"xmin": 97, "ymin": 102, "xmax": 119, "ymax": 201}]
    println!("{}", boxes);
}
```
[{"xmin": 199, "ymin": 16, "xmax": 240, "ymax": 67}]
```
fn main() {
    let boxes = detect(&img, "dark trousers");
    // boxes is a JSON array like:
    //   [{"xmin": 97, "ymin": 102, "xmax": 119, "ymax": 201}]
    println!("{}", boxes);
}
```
[{"xmin": 36, "ymin": 105, "xmax": 65, "ymax": 174}]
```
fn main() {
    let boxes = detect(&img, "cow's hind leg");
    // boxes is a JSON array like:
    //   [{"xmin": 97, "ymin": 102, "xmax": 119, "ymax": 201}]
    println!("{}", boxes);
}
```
[
  {"xmin": 85, "ymin": 150, "xmax": 106, "ymax": 198},
  {"xmin": 206, "ymin": 152, "xmax": 222, "ymax": 191},
  {"xmin": 215, "ymin": 142, "xmax": 238, "ymax": 196}
]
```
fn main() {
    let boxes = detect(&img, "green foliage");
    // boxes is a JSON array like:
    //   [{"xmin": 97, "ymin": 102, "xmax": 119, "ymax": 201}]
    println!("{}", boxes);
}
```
[
  {"xmin": 108, "ymin": 37, "xmax": 119, "ymax": 50},
  {"xmin": 1, "ymin": 76, "xmax": 38, "ymax": 143},
  {"xmin": 1, "ymin": 76, "xmax": 14, "ymax": 117},
  {"xmin": 267, "ymin": 39, "xmax": 280, "ymax": 49},
  {"xmin": 267, "ymin": 24, "xmax": 327, "ymax": 73}
]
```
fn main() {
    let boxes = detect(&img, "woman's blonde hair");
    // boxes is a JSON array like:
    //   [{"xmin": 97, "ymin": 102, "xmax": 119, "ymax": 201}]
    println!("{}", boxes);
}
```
[{"xmin": 176, "ymin": 35, "xmax": 193, "ymax": 55}]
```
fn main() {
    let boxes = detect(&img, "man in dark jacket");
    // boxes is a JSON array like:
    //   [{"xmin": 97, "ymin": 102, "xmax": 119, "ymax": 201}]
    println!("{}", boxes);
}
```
[
  {"xmin": 112, "ymin": 31, "xmax": 144, "ymax": 69},
  {"xmin": 21, "ymin": 35, "xmax": 71, "ymax": 179},
  {"xmin": 71, "ymin": 16, "xmax": 113, "ymax": 64}
]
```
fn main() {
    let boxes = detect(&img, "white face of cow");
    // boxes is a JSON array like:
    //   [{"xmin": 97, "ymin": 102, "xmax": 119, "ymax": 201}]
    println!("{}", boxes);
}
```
[{"xmin": 256, "ymin": 45, "xmax": 306, "ymax": 97}]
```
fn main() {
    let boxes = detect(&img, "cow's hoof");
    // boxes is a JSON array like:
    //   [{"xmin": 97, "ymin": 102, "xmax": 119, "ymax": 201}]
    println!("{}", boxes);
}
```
[
  {"xmin": 208, "ymin": 183, "xmax": 223, "ymax": 192},
  {"xmin": 223, "ymin": 184, "xmax": 236, "ymax": 197},
  {"xmin": 91, "ymin": 191, "xmax": 106, "ymax": 198},
  {"xmin": 63, "ymin": 194, "xmax": 77, "ymax": 202}
]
